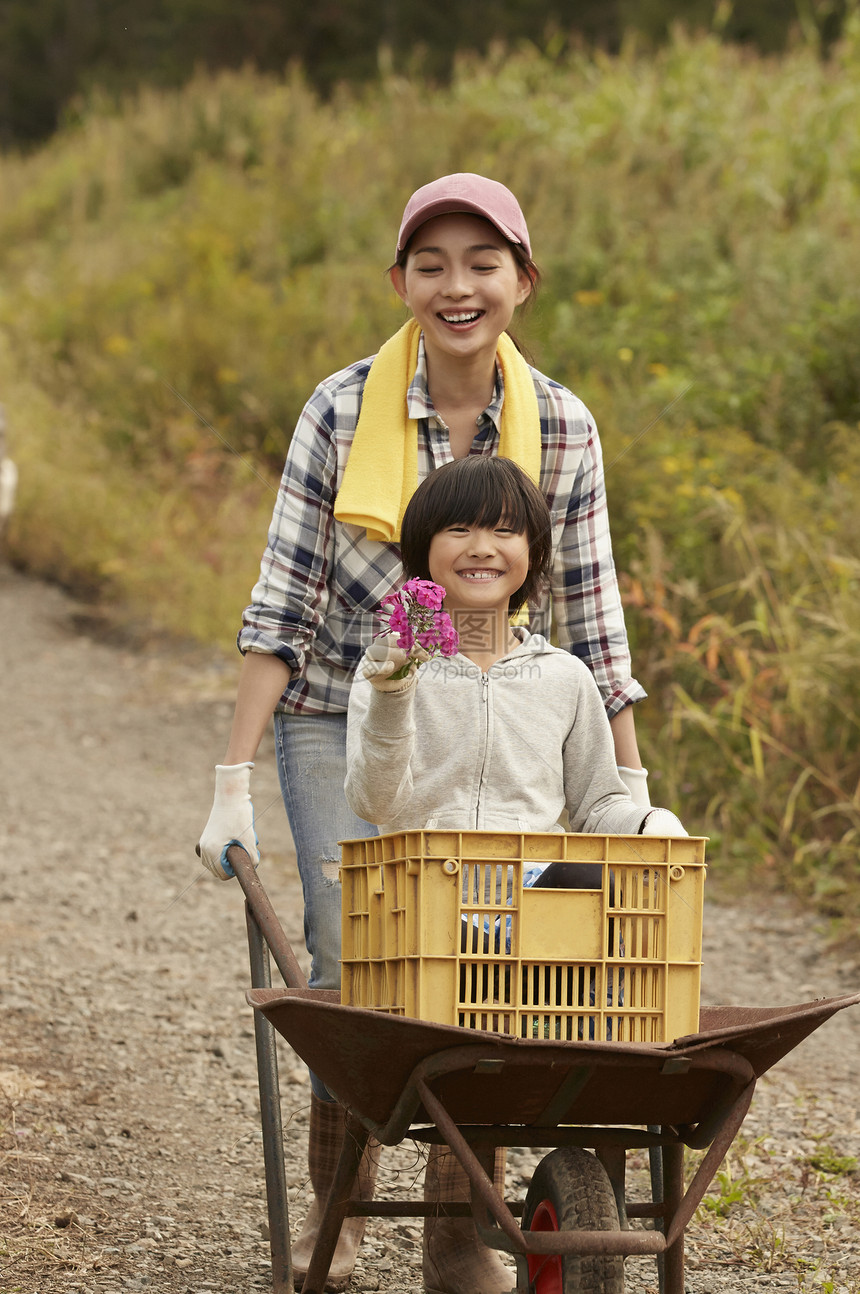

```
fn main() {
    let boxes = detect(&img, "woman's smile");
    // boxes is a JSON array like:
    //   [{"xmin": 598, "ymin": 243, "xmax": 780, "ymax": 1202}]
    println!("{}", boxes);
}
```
[{"xmin": 438, "ymin": 309, "xmax": 485, "ymax": 327}]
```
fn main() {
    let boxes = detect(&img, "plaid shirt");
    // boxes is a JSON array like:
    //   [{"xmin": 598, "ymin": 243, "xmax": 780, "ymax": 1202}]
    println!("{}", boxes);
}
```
[{"xmin": 239, "ymin": 337, "xmax": 645, "ymax": 718}]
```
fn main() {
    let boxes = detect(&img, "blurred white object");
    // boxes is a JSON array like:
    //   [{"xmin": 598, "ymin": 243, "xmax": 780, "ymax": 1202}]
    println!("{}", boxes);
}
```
[
  {"xmin": 0, "ymin": 404, "xmax": 17, "ymax": 531},
  {"xmin": 0, "ymin": 458, "xmax": 17, "ymax": 521}
]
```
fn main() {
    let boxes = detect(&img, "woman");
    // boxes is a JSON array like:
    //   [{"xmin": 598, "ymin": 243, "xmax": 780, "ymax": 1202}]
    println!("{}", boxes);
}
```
[{"xmin": 198, "ymin": 173, "xmax": 650, "ymax": 1294}]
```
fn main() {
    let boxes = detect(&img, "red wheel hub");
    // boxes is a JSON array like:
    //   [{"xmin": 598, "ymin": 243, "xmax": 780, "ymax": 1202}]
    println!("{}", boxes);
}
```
[{"xmin": 527, "ymin": 1198, "xmax": 563, "ymax": 1293}]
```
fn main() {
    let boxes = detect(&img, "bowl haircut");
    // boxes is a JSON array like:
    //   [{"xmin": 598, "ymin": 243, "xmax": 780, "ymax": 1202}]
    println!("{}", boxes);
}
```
[{"xmin": 399, "ymin": 456, "xmax": 552, "ymax": 614}]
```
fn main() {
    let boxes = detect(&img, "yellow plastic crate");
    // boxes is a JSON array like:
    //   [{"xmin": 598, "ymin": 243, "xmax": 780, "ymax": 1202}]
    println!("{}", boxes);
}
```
[{"xmin": 340, "ymin": 830, "xmax": 707, "ymax": 1043}]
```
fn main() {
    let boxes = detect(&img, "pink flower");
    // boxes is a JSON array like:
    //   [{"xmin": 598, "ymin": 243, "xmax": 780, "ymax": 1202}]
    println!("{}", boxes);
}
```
[
  {"xmin": 402, "ymin": 578, "xmax": 445, "ymax": 610},
  {"xmin": 439, "ymin": 623, "xmax": 459, "ymax": 655},
  {"xmin": 386, "ymin": 602, "xmax": 414, "ymax": 650},
  {"xmin": 374, "ymin": 578, "xmax": 459, "ymax": 675}
]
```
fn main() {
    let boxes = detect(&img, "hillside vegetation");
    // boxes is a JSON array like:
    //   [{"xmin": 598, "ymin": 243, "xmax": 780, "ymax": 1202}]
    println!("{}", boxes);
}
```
[{"xmin": 1, "ymin": 25, "xmax": 859, "ymax": 925}]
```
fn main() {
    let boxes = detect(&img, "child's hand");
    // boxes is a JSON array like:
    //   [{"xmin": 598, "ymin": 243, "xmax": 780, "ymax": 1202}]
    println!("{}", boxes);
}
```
[
  {"xmin": 362, "ymin": 635, "xmax": 428, "ymax": 692},
  {"xmin": 640, "ymin": 807, "xmax": 688, "ymax": 837}
]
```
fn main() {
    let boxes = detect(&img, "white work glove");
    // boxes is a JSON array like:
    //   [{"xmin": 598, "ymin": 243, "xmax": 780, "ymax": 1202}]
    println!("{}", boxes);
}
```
[
  {"xmin": 618, "ymin": 765, "xmax": 651, "ymax": 808},
  {"xmin": 640, "ymin": 807, "xmax": 688, "ymax": 837},
  {"xmin": 197, "ymin": 762, "xmax": 259, "ymax": 880},
  {"xmin": 362, "ymin": 635, "xmax": 427, "ymax": 693}
]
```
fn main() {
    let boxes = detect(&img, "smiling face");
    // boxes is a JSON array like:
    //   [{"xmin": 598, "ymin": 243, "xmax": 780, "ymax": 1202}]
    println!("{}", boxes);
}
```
[
  {"xmin": 390, "ymin": 213, "xmax": 532, "ymax": 368},
  {"xmin": 399, "ymin": 457, "xmax": 553, "ymax": 621},
  {"xmin": 427, "ymin": 519, "xmax": 531, "ymax": 615}
]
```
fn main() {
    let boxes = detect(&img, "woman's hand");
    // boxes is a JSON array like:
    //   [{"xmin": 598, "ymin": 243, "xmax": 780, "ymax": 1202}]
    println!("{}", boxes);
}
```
[
  {"xmin": 197, "ymin": 762, "xmax": 259, "ymax": 878},
  {"xmin": 639, "ymin": 807, "xmax": 688, "ymax": 837},
  {"xmin": 617, "ymin": 765, "xmax": 650, "ymax": 808}
]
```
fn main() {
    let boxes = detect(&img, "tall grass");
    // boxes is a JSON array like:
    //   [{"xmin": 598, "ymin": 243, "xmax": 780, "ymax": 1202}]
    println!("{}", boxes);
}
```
[
  {"xmin": 625, "ymin": 496, "xmax": 860, "ymax": 927},
  {"xmin": 1, "ymin": 24, "xmax": 860, "ymax": 926}
]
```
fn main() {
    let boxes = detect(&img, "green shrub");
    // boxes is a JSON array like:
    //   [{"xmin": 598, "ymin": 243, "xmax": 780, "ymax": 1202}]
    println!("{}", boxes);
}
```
[{"xmin": 2, "ymin": 28, "xmax": 860, "ymax": 932}]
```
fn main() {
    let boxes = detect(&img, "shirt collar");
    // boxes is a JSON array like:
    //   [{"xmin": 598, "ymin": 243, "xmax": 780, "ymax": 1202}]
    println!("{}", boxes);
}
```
[{"xmin": 406, "ymin": 333, "xmax": 505, "ymax": 431}]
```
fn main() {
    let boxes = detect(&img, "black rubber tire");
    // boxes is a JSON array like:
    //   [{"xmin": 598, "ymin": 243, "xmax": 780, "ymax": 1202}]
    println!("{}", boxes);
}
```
[{"xmin": 523, "ymin": 1147, "xmax": 625, "ymax": 1293}]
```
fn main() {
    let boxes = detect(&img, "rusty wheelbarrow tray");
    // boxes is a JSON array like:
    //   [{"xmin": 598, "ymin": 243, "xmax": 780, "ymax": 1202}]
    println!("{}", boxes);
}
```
[{"xmin": 230, "ymin": 847, "xmax": 860, "ymax": 1294}]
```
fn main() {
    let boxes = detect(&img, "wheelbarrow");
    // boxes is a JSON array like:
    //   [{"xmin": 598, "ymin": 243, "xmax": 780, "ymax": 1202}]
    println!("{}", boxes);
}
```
[{"xmin": 228, "ymin": 845, "xmax": 860, "ymax": 1294}]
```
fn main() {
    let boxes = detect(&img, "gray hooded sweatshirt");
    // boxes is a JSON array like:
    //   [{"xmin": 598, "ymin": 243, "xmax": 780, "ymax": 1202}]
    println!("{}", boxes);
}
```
[{"xmin": 345, "ymin": 630, "xmax": 649, "ymax": 836}]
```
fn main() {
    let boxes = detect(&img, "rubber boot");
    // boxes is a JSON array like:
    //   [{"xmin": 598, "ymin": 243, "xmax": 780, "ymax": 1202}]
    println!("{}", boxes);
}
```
[
  {"xmin": 423, "ymin": 1144, "xmax": 514, "ymax": 1294},
  {"xmin": 292, "ymin": 1094, "xmax": 379, "ymax": 1293}
]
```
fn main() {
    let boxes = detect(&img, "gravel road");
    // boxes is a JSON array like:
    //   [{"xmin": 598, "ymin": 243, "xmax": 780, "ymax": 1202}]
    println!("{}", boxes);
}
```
[{"xmin": 1, "ymin": 565, "xmax": 858, "ymax": 1294}]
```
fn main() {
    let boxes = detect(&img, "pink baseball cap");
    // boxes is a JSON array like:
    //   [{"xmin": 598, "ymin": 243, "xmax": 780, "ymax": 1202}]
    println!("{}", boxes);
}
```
[{"xmin": 396, "ymin": 173, "xmax": 531, "ymax": 258}]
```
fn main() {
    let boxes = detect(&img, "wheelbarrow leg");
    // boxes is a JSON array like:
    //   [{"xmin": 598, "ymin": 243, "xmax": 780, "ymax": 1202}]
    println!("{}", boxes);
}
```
[
  {"xmin": 246, "ymin": 902, "xmax": 293, "ymax": 1294},
  {"xmin": 647, "ymin": 1125, "xmax": 665, "ymax": 1294},
  {"xmin": 300, "ymin": 1111, "xmax": 370, "ymax": 1294},
  {"xmin": 661, "ymin": 1141, "xmax": 684, "ymax": 1294}
]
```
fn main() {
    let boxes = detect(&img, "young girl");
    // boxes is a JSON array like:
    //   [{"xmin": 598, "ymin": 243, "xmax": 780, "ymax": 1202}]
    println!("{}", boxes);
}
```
[
  {"xmin": 345, "ymin": 458, "xmax": 685, "ymax": 1294},
  {"xmin": 198, "ymin": 173, "xmax": 653, "ymax": 1294},
  {"xmin": 346, "ymin": 455, "xmax": 684, "ymax": 844}
]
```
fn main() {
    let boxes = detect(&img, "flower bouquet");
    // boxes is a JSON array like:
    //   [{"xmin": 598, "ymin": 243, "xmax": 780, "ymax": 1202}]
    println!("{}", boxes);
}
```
[{"xmin": 376, "ymin": 578, "xmax": 459, "ymax": 680}]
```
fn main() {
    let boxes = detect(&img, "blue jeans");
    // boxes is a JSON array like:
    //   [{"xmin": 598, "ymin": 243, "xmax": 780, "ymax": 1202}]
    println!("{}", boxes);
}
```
[{"xmin": 274, "ymin": 711, "xmax": 377, "ymax": 1099}]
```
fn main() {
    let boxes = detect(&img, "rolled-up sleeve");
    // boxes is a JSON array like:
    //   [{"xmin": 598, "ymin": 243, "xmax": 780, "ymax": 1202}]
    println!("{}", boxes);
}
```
[{"xmin": 238, "ymin": 390, "xmax": 338, "ymax": 672}]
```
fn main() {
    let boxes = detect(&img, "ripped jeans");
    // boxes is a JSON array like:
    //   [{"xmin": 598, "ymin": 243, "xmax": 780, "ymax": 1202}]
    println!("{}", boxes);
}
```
[{"xmin": 274, "ymin": 711, "xmax": 377, "ymax": 1099}]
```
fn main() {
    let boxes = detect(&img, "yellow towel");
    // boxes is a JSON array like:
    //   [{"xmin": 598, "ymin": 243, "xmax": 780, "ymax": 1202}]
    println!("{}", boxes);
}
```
[{"xmin": 333, "ymin": 319, "xmax": 541, "ymax": 542}]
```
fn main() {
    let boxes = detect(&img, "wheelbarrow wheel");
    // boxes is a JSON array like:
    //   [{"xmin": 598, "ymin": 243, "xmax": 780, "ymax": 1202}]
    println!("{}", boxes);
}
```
[{"xmin": 523, "ymin": 1148, "xmax": 624, "ymax": 1294}]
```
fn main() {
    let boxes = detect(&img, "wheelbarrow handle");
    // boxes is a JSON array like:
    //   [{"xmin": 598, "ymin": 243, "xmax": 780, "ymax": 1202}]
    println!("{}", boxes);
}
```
[{"xmin": 226, "ymin": 845, "xmax": 307, "ymax": 990}]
